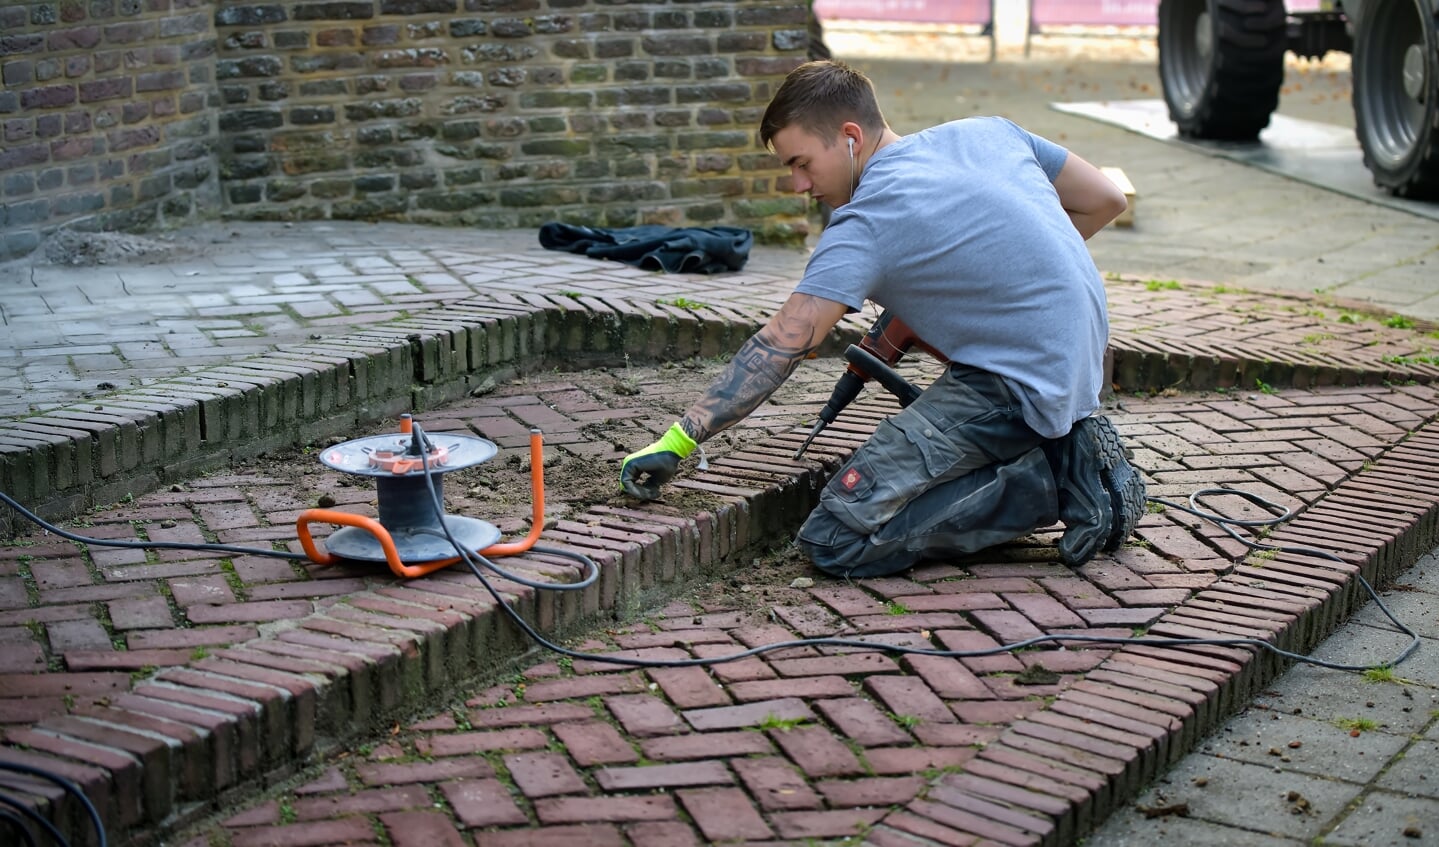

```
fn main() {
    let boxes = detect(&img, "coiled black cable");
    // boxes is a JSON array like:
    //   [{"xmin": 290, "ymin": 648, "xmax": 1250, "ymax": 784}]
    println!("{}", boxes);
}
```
[{"xmin": 0, "ymin": 761, "xmax": 106, "ymax": 847}]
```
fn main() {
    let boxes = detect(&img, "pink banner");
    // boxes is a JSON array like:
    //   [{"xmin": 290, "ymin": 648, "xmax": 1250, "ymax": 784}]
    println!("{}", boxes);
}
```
[
  {"xmin": 1030, "ymin": 0, "xmax": 1156, "ymax": 26},
  {"xmin": 812, "ymin": 0, "xmax": 992, "ymax": 25},
  {"xmin": 1031, "ymin": 0, "xmax": 1323, "ymax": 27}
]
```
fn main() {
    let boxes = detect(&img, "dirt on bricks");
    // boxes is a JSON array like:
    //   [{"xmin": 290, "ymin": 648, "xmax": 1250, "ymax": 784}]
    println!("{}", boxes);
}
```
[{"xmin": 4, "ymin": 280, "xmax": 1439, "ymax": 846}]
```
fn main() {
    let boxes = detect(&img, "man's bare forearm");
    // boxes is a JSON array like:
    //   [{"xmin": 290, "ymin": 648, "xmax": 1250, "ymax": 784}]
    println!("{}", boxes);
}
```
[
  {"xmin": 678, "ymin": 298, "xmax": 834, "ymax": 443},
  {"xmin": 679, "ymin": 335, "xmax": 812, "ymax": 443}
]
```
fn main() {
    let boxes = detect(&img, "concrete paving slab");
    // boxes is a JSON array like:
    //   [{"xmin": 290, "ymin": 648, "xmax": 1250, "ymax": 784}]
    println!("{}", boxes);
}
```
[
  {"xmin": 1254, "ymin": 652, "xmax": 1437, "ymax": 739},
  {"xmin": 1375, "ymin": 739, "xmax": 1439, "ymax": 800},
  {"xmin": 1053, "ymin": 99, "xmax": 1439, "ymax": 223},
  {"xmin": 1195, "ymin": 708, "xmax": 1411, "ymax": 784},
  {"xmin": 1324, "ymin": 789, "xmax": 1439, "ymax": 847},
  {"xmin": 1078, "ymin": 811, "xmax": 1305, "ymax": 846},
  {"xmin": 1350, "ymin": 591, "xmax": 1439, "ymax": 642},
  {"xmin": 1116, "ymin": 753, "xmax": 1364, "ymax": 841}
]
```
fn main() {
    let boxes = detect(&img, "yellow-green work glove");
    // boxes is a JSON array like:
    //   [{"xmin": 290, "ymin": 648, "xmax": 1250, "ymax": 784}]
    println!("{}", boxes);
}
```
[{"xmin": 620, "ymin": 422, "xmax": 696, "ymax": 501}]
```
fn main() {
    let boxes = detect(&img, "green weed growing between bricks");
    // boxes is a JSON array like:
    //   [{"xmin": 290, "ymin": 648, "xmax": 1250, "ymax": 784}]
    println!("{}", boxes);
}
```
[
  {"xmin": 917, "ymin": 764, "xmax": 969, "ymax": 782},
  {"xmin": 17, "ymin": 558, "xmax": 40, "ymax": 606},
  {"xmin": 1362, "ymin": 666, "xmax": 1422, "ymax": 686},
  {"xmin": 758, "ymin": 713, "xmax": 808, "ymax": 732},
  {"xmin": 890, "ymin": 712, "xmax": 923, "ymax": 729}
]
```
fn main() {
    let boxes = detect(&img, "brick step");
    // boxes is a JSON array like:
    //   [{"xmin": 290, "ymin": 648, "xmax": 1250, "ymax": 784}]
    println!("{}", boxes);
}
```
[
  {"xmin": 6, "ymin": 278, "xmax": 1439, "ymax": 530},
  {"xmin": 4, "ymin": 387, "xmax": 1438, "ymax": 846}
]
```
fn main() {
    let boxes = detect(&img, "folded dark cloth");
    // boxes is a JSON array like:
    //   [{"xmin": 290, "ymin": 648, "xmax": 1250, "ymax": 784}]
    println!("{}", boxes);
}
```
[{"xmin": 538, "ymin": 223, "xmax": 752, "ymax": 274}]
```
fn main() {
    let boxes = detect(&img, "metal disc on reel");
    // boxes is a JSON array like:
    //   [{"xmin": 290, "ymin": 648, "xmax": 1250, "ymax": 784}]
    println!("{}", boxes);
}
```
[{"xmin": 316, "ymin": 425, "xmax": 501, "ymax": 566}]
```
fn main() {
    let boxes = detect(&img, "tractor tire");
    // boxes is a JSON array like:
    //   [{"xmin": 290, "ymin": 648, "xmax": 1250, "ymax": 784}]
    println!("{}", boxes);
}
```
[
  {"xmin": 1352, "ymin": 0, "xmax": 1439, "ymax": 199},
  {"xmin": 1159, "ymin": 0, "xmax": 1287, "ymax": 140}
]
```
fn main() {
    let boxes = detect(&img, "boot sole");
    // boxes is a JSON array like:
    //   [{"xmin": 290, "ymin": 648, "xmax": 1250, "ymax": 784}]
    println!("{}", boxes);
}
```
[{"xmin": 1087, "ymin": 417, "xmax": 1147, "ymax": 552}]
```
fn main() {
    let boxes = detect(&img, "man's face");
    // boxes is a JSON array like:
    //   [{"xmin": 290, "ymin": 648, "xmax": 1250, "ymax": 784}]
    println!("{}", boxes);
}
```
[{"xmin": 772, "ymin": 125, "xmax": 854, "ymax": 208}]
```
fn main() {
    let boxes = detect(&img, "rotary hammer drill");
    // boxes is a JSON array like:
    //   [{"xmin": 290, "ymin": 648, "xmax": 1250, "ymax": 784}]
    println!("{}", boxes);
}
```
[{"xmin": 794, "ymin": 310, "xmax": 948, "ymax": 460}]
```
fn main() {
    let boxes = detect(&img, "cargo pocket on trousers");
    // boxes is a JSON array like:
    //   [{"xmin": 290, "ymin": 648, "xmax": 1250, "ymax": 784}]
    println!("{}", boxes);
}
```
[{"xmin": 893, "ymin": 409, "xmax": 968, "ymax": 480}]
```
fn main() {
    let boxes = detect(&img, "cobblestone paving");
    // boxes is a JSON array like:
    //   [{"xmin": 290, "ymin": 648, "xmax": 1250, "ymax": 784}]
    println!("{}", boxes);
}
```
[
  {"xmin": 0, "ymin": 224, "xmax": 812, "ymax": 421},
  {"xmin": 180, "ymin": 383, "xmax": 1432, "ymax": 847},
  {"xmin": 7, "ymin": 34, "xmax": 1439, "ymax": 846},
  {"xmin": 4, "ymin": 330, "xmax": 1435, "ymax": 844}
]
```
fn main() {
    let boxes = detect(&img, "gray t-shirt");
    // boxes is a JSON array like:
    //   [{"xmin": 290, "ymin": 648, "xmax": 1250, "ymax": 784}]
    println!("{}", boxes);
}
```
[{"xmin": 797, "ymin": 116, "xmax": 1109, "ymax": 439}]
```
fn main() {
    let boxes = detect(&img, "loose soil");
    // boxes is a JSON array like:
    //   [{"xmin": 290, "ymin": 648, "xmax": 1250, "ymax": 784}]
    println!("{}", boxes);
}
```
[
  {"xmin": 39, "ymin": 228, "xmax": 201, "ymax": 266},
  {"xmin": 221, "ymin": 356, "xmax": 867, "ymax": 617}
]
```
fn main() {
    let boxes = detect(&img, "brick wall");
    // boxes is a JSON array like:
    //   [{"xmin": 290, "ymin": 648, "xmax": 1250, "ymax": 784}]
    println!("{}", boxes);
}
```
[
  {"xmin": 0, "ymin": 0, "xmax": 223, "ymax": 262},
  {"xmin": 0, "ymin": 0, "xmax": 813, "ymax": 263}
]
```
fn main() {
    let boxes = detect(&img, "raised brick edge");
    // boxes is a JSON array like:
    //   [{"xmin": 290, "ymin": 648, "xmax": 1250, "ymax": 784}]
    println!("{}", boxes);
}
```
[
  {"xmin": 869, "ymin": 420, "xmax": 1439, "ymax": 847},
  {"xmin": 6, "ymin": 282, "xmax": 1437, "ymax": 531},
  {"xmin": 3, "ymin": 293, "xmax": 1437, "ymax": 844}
]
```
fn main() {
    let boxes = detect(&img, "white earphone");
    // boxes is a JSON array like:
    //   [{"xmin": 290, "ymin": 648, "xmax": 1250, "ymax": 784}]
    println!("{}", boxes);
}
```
[{"xmin": 847, "ymin": 136, "xmax": 857, "ymax": 199}]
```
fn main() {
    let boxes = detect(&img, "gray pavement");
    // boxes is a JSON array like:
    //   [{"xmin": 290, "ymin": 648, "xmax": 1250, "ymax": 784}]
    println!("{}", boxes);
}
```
[
  {"xmin": 2, "ymin": 24, "xmax": 1438, "ymax": 845},
  {"xmin": 0, "ymin": 224, "xmax": 813, "ymax": 421},
  {"xmin": 1086, "ymin": 553, "xmax": 1439, "ymax": 846}
]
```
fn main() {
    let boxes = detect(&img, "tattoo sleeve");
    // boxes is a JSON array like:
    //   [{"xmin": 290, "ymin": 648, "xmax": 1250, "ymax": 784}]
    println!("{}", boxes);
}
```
[{"xmin": 679, "ymin": 302, "xmax": 827, "ymax": 444}]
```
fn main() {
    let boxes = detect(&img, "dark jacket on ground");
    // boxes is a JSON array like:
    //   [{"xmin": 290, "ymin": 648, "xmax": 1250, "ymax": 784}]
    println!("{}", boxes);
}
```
[{"xmin": 538, "ymin": 224, "xmax": 752, "ymax": 274}]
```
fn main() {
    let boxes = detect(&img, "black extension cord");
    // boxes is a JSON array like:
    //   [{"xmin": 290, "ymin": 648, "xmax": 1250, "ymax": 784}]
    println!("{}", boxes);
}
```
[{"xmin": 0, "ymin": 457, "xmax": 1422, "ymax": 846}]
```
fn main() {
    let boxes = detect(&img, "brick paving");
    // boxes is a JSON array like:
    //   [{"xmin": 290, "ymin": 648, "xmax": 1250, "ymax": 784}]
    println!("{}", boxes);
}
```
[
  {"xmin": 187, "ymin": 384, "xmax": 1430, "ymax": 847},
  {"xmin": 0, "ymin": 224, "xmax": 812, "ymax": 422},
  {"xmin": 3, "ymin": 265, "xmax": 1439, "ymax": 844},
  {"xmin": 5, "ymin": 29, "xmax": 1439, "ymax": 847}
]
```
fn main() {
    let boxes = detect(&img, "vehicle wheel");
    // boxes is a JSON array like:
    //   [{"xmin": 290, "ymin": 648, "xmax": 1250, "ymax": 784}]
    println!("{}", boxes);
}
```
[
  {"xmin": 1158, "ymin": 0, "xmax": 1287, "ymax": 140},
  {"xmin": 1352, "ymin": 0, "xmax": 1439, "ymax": 199}
]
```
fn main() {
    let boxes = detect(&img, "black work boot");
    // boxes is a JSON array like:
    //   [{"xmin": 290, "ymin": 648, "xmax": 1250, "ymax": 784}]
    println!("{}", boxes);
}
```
[{"xmin": 1046, "ymin": 415, "xmax": 1146, "ymax": 567}]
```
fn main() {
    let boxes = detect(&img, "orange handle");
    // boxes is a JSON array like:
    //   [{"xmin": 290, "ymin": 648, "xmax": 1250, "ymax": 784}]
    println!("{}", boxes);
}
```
[
  {"xmin": 296, "ymin": 509, "xmax": 456, "ymax": 578},
  {"xmin": 480, "ymin": 429, "xmax": 545, "ymax": 557}
]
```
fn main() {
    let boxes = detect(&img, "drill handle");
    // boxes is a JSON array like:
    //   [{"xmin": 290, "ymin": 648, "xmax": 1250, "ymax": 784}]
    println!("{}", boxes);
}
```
[
  {"xmin": 845, "ymin": 344, "xmax": 921, "ymax": 408},
  {"xmin": 820, "ymin": 368, "xmax": 867, "ymax": 424}
]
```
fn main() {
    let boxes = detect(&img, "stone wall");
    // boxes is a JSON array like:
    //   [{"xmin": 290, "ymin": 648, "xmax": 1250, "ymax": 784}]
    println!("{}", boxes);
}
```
[
  {"xmin": 0, "ymin": 0, "xmax": 223, "ymax": 261},
  {"xmin": 0, "ymin": 0, "xmax": 812, "ymax": 263}
]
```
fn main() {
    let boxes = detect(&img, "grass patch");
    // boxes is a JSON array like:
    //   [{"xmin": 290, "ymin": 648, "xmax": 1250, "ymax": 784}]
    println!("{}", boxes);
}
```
[{"xmin": 1334, "ymin": 717, "xmax": 1379, "ymax": 733}]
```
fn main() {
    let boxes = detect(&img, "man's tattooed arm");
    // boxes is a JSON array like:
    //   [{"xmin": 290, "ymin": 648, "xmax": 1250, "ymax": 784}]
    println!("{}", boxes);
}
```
[{"xmin": 679, "ymin": 293, "xmax": 849, "ymax": 443}]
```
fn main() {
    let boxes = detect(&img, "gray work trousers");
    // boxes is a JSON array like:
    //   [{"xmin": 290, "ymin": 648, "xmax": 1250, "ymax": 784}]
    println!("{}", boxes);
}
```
[{"xmin": 796, "ymin": 364, "xmax": 1058, "ymax": 579}]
